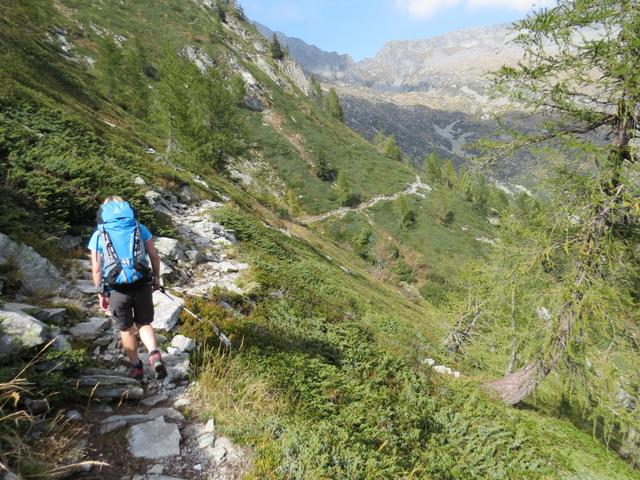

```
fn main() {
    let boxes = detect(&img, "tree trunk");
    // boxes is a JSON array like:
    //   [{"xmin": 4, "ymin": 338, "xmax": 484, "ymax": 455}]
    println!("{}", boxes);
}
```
[
  {"xmin": 506, "ymin": 286, "xmax": 518, "ymax": 375},
  {"xmin": 444, "ymin": 298, "xmax": 481, "ymax": 354},
  {"xmin": 486, "ymin": 302, "xmax": 576, "ymax": 404}
]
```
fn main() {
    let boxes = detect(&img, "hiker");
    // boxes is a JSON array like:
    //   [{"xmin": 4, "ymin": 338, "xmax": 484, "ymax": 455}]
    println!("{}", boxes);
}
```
[{"xmin": 88, "ymin": 195, "xmax": 167, "ymax": 381}]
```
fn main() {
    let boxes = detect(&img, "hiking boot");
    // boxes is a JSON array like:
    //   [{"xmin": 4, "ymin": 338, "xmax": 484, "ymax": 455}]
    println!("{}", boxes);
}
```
[
  {"xmin": 148, "ymin": 350, "xmax": 167, "ymax": 381},
  {"xmin": 128, "ymin": 361, "xmax": 144, "ymax": 381}
]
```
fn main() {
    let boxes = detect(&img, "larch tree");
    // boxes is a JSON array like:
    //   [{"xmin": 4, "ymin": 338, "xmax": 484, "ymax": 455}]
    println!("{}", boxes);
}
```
[
  {"xmin": 423, "ymin": 152, "xmax": 442, "ymax": 183},
  {"xmin": 270, "ymin": 34, "xmax": 285, "ymax": 60},
  {"xmin": 325, "ymin": 88, "xmax": 344, "ymax": 122},
  {"xmin": 468, "ymin": 0, "xmax": 640, "ymax": 408}
]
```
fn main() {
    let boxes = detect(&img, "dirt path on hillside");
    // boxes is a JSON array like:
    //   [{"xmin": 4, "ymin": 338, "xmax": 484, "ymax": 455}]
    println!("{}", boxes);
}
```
[
  {"xmin": 263, "ymin": 110, "xmax": 316, "ymax": 169},
  {"xmin": 300, "ymin": 175, "xmax": 431, "ymax": 224}
]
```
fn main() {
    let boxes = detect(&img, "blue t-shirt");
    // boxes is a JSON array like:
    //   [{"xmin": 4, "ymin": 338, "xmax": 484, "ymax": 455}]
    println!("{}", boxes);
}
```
[{"xmin": 88, "ymin": 223, "xmax": 152, "ymax": 254}]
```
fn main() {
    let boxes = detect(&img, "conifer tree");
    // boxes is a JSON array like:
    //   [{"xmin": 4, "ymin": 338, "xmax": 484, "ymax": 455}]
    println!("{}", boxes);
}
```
[
  {"xmin": 315, "ymin": 150, "xmax": 337, "ymax": 182},
  {"xmin": 372, "ymin": 130, "xmax": 388, "ymax": 153},
  {"xmin": 455, "ymin": 0, "xmax": 640, "ymax": 412},
  {"xmin": 309, "ymin": 76, "xmax": 324, "ymax": 107},
  {"xmin": 435, "ymin": 188, "xmax": 453, "ymax": 225},
  {"xmin": 441, "ymin": 159, "xmax": 457, "ymax": 190},
  {"xmin": 324, "ymin": 88, "xmax": 344, "ymax": 122},
  {"xmin": 336, "ymin": 172, "xmax": 359, "ymax": 206},
  {"xmin": 285, "ymin": 189, "xmax": 301, "ymax": 217},
  {"xmin": 270, "ymin": 34, "xmax": 285, "ymax": 60},
  {"xmin": 423, "ymin": 152, "xmax": 442, "ymax": 183},
  {"xmin": 383, "ymin": 135, "xmax": 403, "ymax": 162},
  {"xmin": 397, "ymin": 195, "xmax": 416, "ymax": 229}
]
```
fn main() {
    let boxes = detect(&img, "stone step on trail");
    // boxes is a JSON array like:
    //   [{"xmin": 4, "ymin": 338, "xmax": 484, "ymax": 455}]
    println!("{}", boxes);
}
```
[
  {"xmin": 68, "ymin": 316, "xmax": 110, "ymax": 340},
  {"xmin": 128, "ymin": 417, "xmax": 181, "ymax": 459},
  {"xmin": 76, "ymin": 373, "xmax": 144, "ymax": 400}
]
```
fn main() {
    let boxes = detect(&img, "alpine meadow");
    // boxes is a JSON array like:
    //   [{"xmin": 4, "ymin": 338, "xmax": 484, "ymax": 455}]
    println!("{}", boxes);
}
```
[{"xmin": 0, "ymin": 1, "xmax": 639, "ymax": 479}]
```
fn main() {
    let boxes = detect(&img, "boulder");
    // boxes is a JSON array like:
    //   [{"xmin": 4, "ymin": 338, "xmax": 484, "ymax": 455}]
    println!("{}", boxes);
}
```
[
  {"xmin": 152, "ymin": 292, "xmax": 183, "ymax": 331},
  {"xmin": 0, "ymin": 233, "xmax": 65, "ymax": 297},
  {"xmin": 154, "ymin": 237, "xmax": 186, "ymax": 262},
  {"xmin": 35, "ymin": 307, "xmax": 67, "ymax": 324},
  {"xmin": 0, "ymin": 308, "xmax": 50, "ymax": 360},
  {"xmin": 141, "ymin": 394, "xmax": 168, "ymax": 408},
  {"xmin": 148, "ymin": 407, "xmax": 185, "ymax": 422},
  {"xmin": 68, "ymin": 317, "xmax": 110, "ymax": 340},
  {"xmin": 128, "ymin": 417, "xmax": 181, "ymax": 459},
  {"xmin": 171, "ymin": 334, "xmax": 195, "ymax": 353},
  {"xmin": 77, "ymin": 374, "xmax": 144, "ymax": 400}
]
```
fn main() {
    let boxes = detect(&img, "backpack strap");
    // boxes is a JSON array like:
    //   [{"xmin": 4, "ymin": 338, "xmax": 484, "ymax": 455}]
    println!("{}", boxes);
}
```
[{"xmin": 98, "ymin": 224, "xmax": 123, "ymax": 287}]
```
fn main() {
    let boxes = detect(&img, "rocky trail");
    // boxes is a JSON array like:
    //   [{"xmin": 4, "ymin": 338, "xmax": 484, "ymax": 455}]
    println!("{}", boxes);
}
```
[
  {"xmin": 299, "ymin": 175, "xmax": 431, "ymax": 224},
  {"xmin": 0, "ymin": 187, "xmax": 252, "ymax": 479}
]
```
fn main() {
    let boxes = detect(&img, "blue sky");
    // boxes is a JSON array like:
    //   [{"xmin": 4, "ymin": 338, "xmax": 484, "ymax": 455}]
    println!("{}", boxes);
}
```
[{"xmin": 240, "ymin": 0, "xmax": 553, "ymax": 61}]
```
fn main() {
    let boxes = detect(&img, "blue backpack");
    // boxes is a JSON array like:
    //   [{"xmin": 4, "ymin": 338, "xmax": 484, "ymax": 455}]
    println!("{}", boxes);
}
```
[{"xmin": 97, "ymin": 201, "xmax": 151, "ymax": 287}]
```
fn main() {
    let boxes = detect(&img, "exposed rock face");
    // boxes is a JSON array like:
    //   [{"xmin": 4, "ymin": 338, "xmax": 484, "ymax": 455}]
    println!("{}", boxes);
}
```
[
  {"xmin": 280, "ymin": 58, "xmax": 310, "ymax": 95},
  {"xmin": 0, "ymin": 233, "xmax": 65, "ymax": 297},
  {"xmin": 0, "ymin": 308, "xmax": 50, "ymax": 360},
  {"xmin": 254, "ymin": 22, "xmax": 355, "ymax": 80}
]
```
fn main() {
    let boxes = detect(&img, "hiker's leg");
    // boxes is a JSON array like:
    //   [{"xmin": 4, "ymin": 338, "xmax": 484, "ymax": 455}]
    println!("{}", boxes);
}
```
[
  {"xmin": 138, "ymin": 324, "xmax": 158, "ymax": 353},
  {"xmin": 133, "ymin": 284, "xmax": 158, "ymax": 353},
  {"xmin": 109, "ymin": 289, "xmax": 138, "ymax": 361},
  {"xmin": 120, "ymin": 327, "xmax": 140, "ymax": 363}
]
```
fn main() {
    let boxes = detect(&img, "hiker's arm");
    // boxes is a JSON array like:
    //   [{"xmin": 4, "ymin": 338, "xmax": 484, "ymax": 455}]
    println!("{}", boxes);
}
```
[
  {"xmin": 91, "ymin": 250, "xmax": 109, "ymax": 312},
  {"xmin": 91, "ymin": 250, "xmax": 103, "ymax": 289},
  {"xmin": 145, "ymin": 239, "xmax": 161, "ymax": 286}
]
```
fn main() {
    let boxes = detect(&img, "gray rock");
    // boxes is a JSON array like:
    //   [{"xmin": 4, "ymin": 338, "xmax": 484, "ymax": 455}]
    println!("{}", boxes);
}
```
[
  {"xmin": 24, "ymin": 398, "xmax": 50, "ymax": 415},
  {"xmin": 154, "ymin": 238, "xmax": 185, "ymax": 262},
  {"xmin": 101, "ymin": 414, "xmax": 153, "ymax": 434},
  {"xmin": 174, "ymin": 398, "xmax": 191, "ymax": 409},
  {"xmin": 93, "ymin": 385, "xmax": 144, "ymax": 400},
  {"xmin": 148, "ymin": 407, "xmax": 185, "ymax": 422},
  {"xmin": 74, "ymin": 279, "xmax": 97, "ymax": 295},
  {"xmin": 134, "ymin": 176, "xmax": 146, "ymax": 186},
  {"xmin": 51, "ymin": 335, "xmax": 72, "ymax": 352},
  {"xmin": 170, "ymin": 335, "xmax": 195, "ymax": 353},
  {"xmin": 69, "ymin": 317, "xmax": 110, "ymax": 340},
  {"xmin": 0, "ymin": 233, "xmax": 65, "ymax": 297},
  {"xmin": 185, "ymin": 250, "xmax": 204, "ymax": 263},
  {"xmin": 151, "ymin": 292, "xmax": 183, "ymax": 331},
  {"xmin": 198, "ymin": 433, "xmax": 215, "ymax": 449},
  {"xmin": 128, "ymin": 417, "xmax": 181, "ymax": 459},
  {"xmin": 99, "ymin": 419, "xmax": 127, "ymax": 434},
  {"xmin": 433, "ymin": 365, "xmax": 452, "ymax": 375},
  {"xmin": 35, "ymin": 307, "xmax": 67, "ymax": 324},
  {"xmin": 141, "ymin": 394, "xmax": 169, "ymax": 407},
  {"xmin": 244, "ymin": 95, "xmax": 264, "ymax": 111},
  {"xmin": 147, "ymin": 464, "xmax": 164, "ymax": 474},
  {"xmin": 92, "ymin": 404, "xmax": 114, "ymax": 414},
  {"xmin": 66, "ymin": 410, "xmax": 82, "ymax": 421},
  {"xmin": 0, "ymin": 308, "xmax": 50, "ymax": 359},
  {"xmin": 78, "ymin": 374, "xmax": 143, "ymax": 400},
  {"xmin": 145, "ymin": 191, "xmax": 174, "ymax": 216},
  {"xmin": 208, "ymin": 436, "xmax": 233, "ymax": 463}
]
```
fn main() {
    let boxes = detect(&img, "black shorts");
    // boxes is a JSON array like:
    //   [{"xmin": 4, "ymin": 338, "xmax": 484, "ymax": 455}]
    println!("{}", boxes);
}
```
[{"xmin": 108, "ymin": 282, "xmax": 154, "ymax": 331}]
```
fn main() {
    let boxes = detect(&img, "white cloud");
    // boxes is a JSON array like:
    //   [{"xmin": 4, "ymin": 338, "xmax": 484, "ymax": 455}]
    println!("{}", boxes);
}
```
[
  {"xmin": 395, "ymin": 0, "xmax": 554, "ymax": 18},
  {"xmin": 394, "ymin": 0, "xmax": 460, "ymax": 19}
]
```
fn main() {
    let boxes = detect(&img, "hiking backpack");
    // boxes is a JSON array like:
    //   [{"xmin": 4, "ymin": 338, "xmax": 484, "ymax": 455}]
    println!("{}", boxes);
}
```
[{"xmin": 96, "ymin": 201, "xmax": 151, "ymax": 288}]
